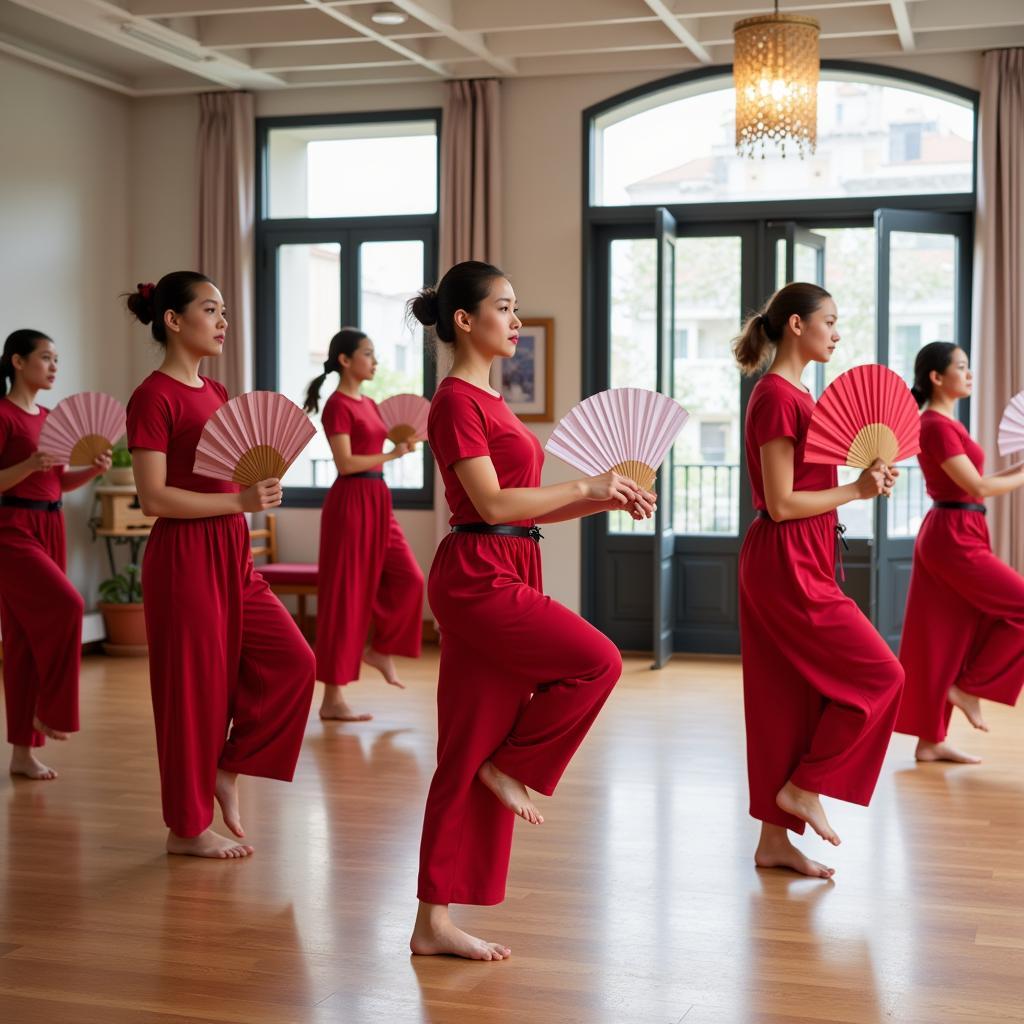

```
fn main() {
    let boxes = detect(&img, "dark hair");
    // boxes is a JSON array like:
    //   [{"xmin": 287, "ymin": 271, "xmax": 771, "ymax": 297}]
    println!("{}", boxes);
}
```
[
  {"xmin": 408, "ymin": 260, "xmax": 506, "ymax": 345},
  {"xmin": 733, "ymin": 282, "xmax": 833, "ymax": 376},
  {"xmin": 911, "ymin": 341, "xmax": 959, "ymax": 407},
  {"xmin": 124, "ymin": 271, "xmax": 215, "ymax": 344},
  {"xmin": 1, "ymin": 329, "xmax": 51, "ymax": 396},
  {"xmin": 303, "ymin": 327, "xmax": 369, "ymax": 414}
]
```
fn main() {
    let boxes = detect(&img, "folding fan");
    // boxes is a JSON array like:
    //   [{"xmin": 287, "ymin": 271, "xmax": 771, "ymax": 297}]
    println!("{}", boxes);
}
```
[
  {"xmin": 997, "ymin": 390, "xmax": 1024, "ymax": 456},
  {"xmin": 37, "ymin": 392, "xmax": 126, "ymax": 466},
  {"xmin": 804, "ymin": 364, "xmax": 920, "ymax": 468},
  {"xmin": 544, "ymin": 387, "xmax": 689, "ymax": 493},
  {"xmin": 378, "ymin": 393, "xmax": 429, "ymax": 444},
  {"xmin": 193, "ymin": 391, "xmax": 316, "ymax": 487}
]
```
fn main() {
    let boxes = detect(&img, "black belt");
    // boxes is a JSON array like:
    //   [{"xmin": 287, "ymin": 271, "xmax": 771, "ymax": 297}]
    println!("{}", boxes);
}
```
[
  {"xmin": 755, "ymin": 509, "xmax": 849, "ymax": 580},
  {"xmin": 0, "ymin": 496, "xmax": 62, "ymax": 511},
  {"xmin": 345, "ymin": 471, "xmax": 384, "ymax": 480},
  {"xmin": 933, "ymin": 501, "xmax": 986, "ymax": 514},
  {"xmin": 450, "ymin": 523, "xmax": 543, "ymax": 541}
]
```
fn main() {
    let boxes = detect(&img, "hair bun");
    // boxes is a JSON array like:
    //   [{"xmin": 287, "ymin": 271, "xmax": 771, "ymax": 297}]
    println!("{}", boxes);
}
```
[
  {"xmin": 409, "ymin": 287, "xmax": 440, "ymax": 328},
  {"xmin": 126, "ymin": 283, "xmax": 156, "ymax": 326}
]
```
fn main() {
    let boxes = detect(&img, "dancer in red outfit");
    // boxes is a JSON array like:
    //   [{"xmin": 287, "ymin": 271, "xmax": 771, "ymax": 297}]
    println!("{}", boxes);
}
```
[
  {"xmin": 0, "ymin": 330, "xmax": 110, "ymax": 780},
  {"xmin": 125, "ymin": 272, "xmax": 315, "ymax": 859},
  {"xmin": 896, "ymin": 342, "xmax": 1024, "ymax": 763},
  {"xmin": 734, "ymin": 283, "xmax": 905, "ymax": 879},
  {"xmin": 302, "ymin": 328, "xmax": 424, "ymax": 722},
  {"xmin": 406, "ymin": 261, "xmax": 656, "ymax": 961}
]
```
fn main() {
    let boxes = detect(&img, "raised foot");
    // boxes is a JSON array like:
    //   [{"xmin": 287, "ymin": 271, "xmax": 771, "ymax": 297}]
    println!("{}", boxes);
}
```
[
  {"xmin": 319, "ymin": 687, "xmax": 373, "ymax": 722},
  {"xmin": 32, "ymin": 716, "xmax": 69, "ymax": 741},
  {"xmin": 776, "ymin": 781, "xmax": 840, "ymax": 846},
  {"xmin": 363, "ymin": 646, "xmax": 406, "ymax": 689},
  {"xmin": 477, "ymin": 760, "xmax": 543, "ymax": 825},
  {"xmin": 755, "ymin": 825, "xmax": 834, "ymax": 878},
  {"xmin": 214, "ymin": 769, "xmax": 245, "ymax": 838},
  {"xmin": 166, "ymin": 828, "xmax": 253, "ymax": 859},
  {"xmin": 410, "ymin": 907, "xmax": 510, "ymax": 961},
  {"xmin": 948, "ymin": 685, "xmax": 989, "ymax": 732},
  {"xmin": 915, "ymin": 739, "xmax": 982, "ymax": 764},
  {"xmin": 9, "ymin": 749, "xmax": 58, "ymax": 781}
]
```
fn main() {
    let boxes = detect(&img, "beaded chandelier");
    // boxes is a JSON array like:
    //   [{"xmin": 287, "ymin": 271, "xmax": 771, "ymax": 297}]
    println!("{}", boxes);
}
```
[{"xmin": 733, "ymin": 2, "xmax": 820, "ymax": 159}]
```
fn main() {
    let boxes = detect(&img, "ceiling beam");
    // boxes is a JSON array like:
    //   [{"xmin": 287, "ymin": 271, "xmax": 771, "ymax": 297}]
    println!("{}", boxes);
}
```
[
  {"xmin": 642, "ymin": 0, "xmax": 711, "ymax": 63},
  {"xmin": 889, "ymin": 0, "xmax": 915, "ymax": 50},
  {"xmin": 391, "ymin": 0, "xmax": 517, "ymax": 74},
  {"xmin": 0, "ymin": 29, "xmax": 135, "ymax": 94}
]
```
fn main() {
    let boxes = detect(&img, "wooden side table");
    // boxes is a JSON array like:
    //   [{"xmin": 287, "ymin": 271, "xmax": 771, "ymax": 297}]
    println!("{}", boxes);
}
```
[{"xmin": 90, "ymin": 486, "xmax": 155, "ymax": 575}]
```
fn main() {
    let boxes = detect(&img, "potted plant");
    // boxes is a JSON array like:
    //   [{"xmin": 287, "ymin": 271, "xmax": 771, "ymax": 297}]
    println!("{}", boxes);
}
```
[
  {"xmin": 105, "ymin": 442, "xmax": 134, "ymax": 486},
  {"xmin": 98, "ymin": 563, "xmax": 147, "ymax": 656}
]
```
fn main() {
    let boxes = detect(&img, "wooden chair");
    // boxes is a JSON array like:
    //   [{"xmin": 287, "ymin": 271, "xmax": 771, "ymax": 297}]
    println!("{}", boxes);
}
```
[{"xmin": 250, "ymin": 513, "xmax": 318, "ymax": 641}]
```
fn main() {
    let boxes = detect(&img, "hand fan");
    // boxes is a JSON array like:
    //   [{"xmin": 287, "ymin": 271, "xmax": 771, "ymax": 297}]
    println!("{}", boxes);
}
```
[
  {"xmin": 997, "ymin": 390, "xmax": 1024, "ymax": 456},
  {"xmin": 544, "ymin": 387, "xmax": 689, "ymax": 493},
  {"xmin": 37, "ymin": 392, "xmax": 126, "ymax": 466},
  {"xmin": 804, "ymin": 364, "xmax": 920, "ymax": 468},
  {"xmin": 193, "ymin": 391, "xmax": 316, "ymax": 486},
  {"xmin": 377, "ymin": 393, "xmax": 429, "ymax": 444}
]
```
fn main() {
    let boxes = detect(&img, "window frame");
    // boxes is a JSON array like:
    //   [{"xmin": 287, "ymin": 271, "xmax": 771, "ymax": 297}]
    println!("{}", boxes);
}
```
[{"xmin": 255, "ymin": 108, "xmax": 442, "ymax": 510}]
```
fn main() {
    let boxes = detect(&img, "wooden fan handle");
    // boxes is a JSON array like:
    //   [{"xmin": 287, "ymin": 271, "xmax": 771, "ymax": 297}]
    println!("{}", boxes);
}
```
[
  {"xmin": 233, "ymin": 445, "xmax": 287, "ymax": 487},
  {"xmin": 388, "ymin": 424, "xmax": 419, "ymax": 445},
  {"xmin": 847, "ymin": 423, "xmax": 899, "ymax": 469},
  {"xmin": 69, "ymin": 434, "xmax": 111, "ymax": 467},
  {"xmin": 610, "ymin": 459, "xmax": 657, "ymax": 494}
]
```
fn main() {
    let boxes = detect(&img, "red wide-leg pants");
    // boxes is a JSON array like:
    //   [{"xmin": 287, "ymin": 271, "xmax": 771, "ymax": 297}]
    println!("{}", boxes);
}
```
[
  {"xmin": 0, "ymin": 508, "xmax": 82, "ymax": 747},
  {"xmin": 417, "ymin": 533, "xmax": 622, "ymax": 906},
  {"xmin": 142, "ymin": 514, "xmax": 315, "ymax": 837},
  {"xmin": 315, "ymin": 477, "xmax": 423, "ymax": 686},
  {"xmin": 739, "ymin": 513, "xmax": 904, "ymax": 833},
  {"xmin": 897, "ymin": 508, "xmax": 1024, "ymax": 742}
]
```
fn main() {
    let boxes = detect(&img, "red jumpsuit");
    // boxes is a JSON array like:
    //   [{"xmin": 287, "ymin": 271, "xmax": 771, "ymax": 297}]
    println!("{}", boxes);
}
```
[
  {"xmin": 738, "ymin": 374, "xmax": 904, "ymax": 833},
  {"xmin": 417, "ymin": 377, "xmax": 621, "ymax": 906},
  {"xmin": 315, "ymin": 392, "xmax": 423, "ymax": 686},
  {"xmin": 127, "ymin": 371, "xmax": 315, "ymax": 838},
  {"xmin": 896, "ymin": 411, "xmax": 1024, "ymax": 741},
  {"xmin": 0, "ymin": 399, "xmax": 82, "ymax": 747}
]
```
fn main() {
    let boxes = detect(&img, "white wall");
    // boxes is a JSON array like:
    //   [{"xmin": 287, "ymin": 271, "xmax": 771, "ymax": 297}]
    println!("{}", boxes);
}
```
[{"xmin": 0, "ymin": 52, "xmax": 132, "ymax": 613}]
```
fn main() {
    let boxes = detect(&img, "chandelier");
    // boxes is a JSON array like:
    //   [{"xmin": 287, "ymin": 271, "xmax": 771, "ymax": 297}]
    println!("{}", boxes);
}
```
[{"xmin": 733, "ymin": 2, "xmax": 820, "ymax": 159}]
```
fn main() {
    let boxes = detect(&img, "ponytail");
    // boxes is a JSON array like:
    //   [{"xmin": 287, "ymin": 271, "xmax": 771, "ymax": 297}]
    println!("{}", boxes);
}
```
[
  {"xmin": 303, "ymin": 327, "xmax": 368, "ymax": 414},
  {"xmin": 733, "ymin": 282, "xmax": 833, "ymax": 376}
]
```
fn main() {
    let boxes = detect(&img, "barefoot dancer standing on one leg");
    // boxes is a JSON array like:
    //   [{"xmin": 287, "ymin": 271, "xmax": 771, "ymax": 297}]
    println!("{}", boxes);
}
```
[
  {"xmin": 734, "ymin": 283, "xmax": 905, "ymax": 880},
  {"xmin": 302, "ymin": 327, "xmax": 424, "ymax": 723},
  {"xmin": 0, "ymin": 330, "xmax": 110, "ymax": 781},
  {"xmin": 896, "ymin": 343, "xmax": 1024, "ymax": 764},
  {"xmin": 126, "ymin": 272, "xmax": 315, "ymax": 860},
  {"xmin": 407, "ymin": 261, "xmax": 655, "ymax": 961}
]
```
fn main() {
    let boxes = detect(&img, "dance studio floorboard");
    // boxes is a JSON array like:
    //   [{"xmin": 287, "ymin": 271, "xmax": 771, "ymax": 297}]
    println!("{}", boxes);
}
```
[{"xmin": 2, "ymin": 650, "xmax": 1023, "ymax": 1024}]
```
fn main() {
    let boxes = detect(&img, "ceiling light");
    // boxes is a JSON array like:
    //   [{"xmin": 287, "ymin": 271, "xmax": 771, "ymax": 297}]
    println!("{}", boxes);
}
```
[{"xmin": 371, "ymin": 9, "xmax": 409, "ymax": 26}]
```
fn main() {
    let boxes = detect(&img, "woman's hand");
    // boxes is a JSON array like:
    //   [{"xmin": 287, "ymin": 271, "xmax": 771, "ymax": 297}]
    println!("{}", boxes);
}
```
[
  {"xmin": 855, "ymin": 458, "xmax": 899, "ymax": 500},
  {"xmin": 92, "ymin": 449, "xmax": 112, "ymax": 475},
  {"xmin": 389, "ymin": 439, "xmax": 420, "ymax": 459},
  {"xmin": 24, "ymin": 451, "xmax": 59, "ymax": 474},
  {"xmin": 241, "ymin": 478, "xmax": 282, "ymax": 512},
  {"xmin": 583, "ymin": 471, "xmax": 657, "ymax": 519}
]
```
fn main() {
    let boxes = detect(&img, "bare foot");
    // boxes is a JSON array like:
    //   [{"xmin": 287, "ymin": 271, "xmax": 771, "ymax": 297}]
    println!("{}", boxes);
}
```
[
  {"xmin": 215, "ymin": 769, "xmax": 245, "ymax": 838},
  {"xmin": 948, "ymin": 685, "xmax": 989, "ymax": 732},
  {"xmin": 9, "ymin": 747, "xmax": 58, "ymax": 780},
  {"xmin": 410, "ymin": 902, "xmax": 510, "ymax": 961},
  {"xmin": 776, "ymin": 781, "xmax": 840, "ymax": 846},
  {"xmin": 319, "ymin": 686, "xmax": 373, "ymax": 722},
  {"xmin": 915, "ymin": 739, "xmax": 982, "ymax": 764},
  {"xmin": 477, "ymin": 760, "xmax": 543, "ymax": 824},
  {"xmin": 166, "ymin": 828, "xmax": 253, "ymax": 859},
  {"xmin": 32, "ymin": 716, "xmax": 69, "ymax": 741},
  {"xmin": 363, "ymin": 646, "xmax": 406, "ymax": 689},
  {"xmin": 754, "ymin": 823, "xmax": 834, "ymax": 878}
]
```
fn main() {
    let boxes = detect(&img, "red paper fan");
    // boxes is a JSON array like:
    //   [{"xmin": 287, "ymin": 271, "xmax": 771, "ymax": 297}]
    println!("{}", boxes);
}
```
[
  {"xmin": 804, "ymin": 364, "xmax": 920, "ymax": 468},
  {"xmin": 37, "ymin": 392, "xmax": 126, "ymax": 466},
  {"xmin": 377, "ymin": 393, "xmax": 429, "ymax": 444}
]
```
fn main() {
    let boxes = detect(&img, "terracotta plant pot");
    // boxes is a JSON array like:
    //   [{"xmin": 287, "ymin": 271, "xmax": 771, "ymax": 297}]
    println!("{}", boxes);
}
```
[
  {"xmin": 99, "ymin": 601, "xmax": 147, "ymax": 657},
  {"xmin": 105, "ymin": 467, "xmax": 135, "ymax": 486}
]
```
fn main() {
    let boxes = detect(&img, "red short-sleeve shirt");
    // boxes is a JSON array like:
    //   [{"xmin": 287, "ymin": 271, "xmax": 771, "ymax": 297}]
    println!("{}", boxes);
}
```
[
  {"xmin": 428, "ymin": 377, "xmax": 545, "ymax": 526},
  {"xmin": 126, "ymin": 371, "xmax": 239, "ymax": 494},
  {"xmin": 320, "ymin": 391, "xmax": 387, "ymax": 455},
  {"xmin": 917, "ymin": 409, "xmax": 984, "ymax": 503},
  {"xmin": 744, "ymin": 373, "xmax": 836, "ymax": 511},
  {"xmin": 0, "ymin": 398, "xmax": 63, "ymax": 501}
]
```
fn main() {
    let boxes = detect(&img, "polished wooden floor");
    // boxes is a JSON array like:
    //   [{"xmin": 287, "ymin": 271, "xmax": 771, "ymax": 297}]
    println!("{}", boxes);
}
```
[{"xmin": 2, "ymin": 651, "xmax": 1023, "ymax": 1024}]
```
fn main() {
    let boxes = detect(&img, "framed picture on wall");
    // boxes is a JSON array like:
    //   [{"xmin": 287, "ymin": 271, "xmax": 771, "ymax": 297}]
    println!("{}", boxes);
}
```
[{"xmin": 492, "ymin": 317, "xmax": 554, "ymax": 422}]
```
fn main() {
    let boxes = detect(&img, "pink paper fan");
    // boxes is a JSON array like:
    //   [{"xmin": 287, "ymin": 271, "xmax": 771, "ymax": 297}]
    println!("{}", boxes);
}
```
[
  {"xmin": 38, "ymin": 392, "xmax": 126, "ymax": 466},
  {"xmin": 377, "ymin": 393, "xmax": 429, "ymax": 444},
  {"xmin": 544, "ymin": 387, "xmax": 689, "ymax": 492},
  {"xmin": 193, "ymin": 391, "xmax": 316, "ymax": 487},
  {"xmin": 998, "ymin": 390, "xmax": 1024, "ymax": 456}
]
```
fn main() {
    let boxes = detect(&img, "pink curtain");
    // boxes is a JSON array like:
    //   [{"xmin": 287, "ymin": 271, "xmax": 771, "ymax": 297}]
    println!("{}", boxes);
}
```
[
  {"xmin": 197, "ymin": 92, "xmax": 255, "ymax": 398},
  {"xmin": 975, "ymin": 49, "xmax": 1024, "ymax": 570}
]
